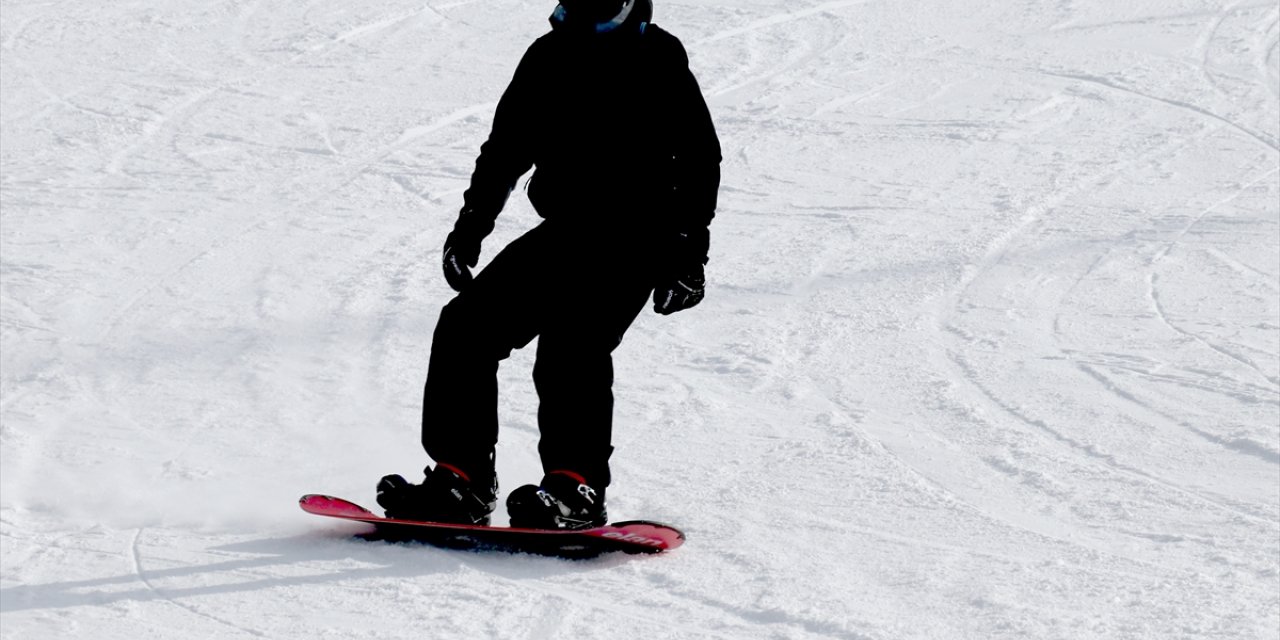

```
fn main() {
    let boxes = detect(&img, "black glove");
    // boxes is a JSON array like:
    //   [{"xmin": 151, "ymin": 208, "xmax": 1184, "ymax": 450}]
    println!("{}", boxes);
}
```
[
  {"xmin": 443, "ymin": 236, "xmax": 478, "ymax": 292},
  {"xmin": 653, "ymin": 229, "xmax": 709, "ymax": 315},
  {"xmin": 653, "ymin": 266, "xmax": 705, "ymax": 315},
  {"xmin": 442, "ymin": 207, "xmax": 494, "ymax": 292}
]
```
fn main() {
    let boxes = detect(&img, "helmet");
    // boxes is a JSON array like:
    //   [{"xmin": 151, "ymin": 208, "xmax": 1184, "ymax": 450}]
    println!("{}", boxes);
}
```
[{"xmin": 551, "ymin": 0, "xmax": 645, "ymax": 34}]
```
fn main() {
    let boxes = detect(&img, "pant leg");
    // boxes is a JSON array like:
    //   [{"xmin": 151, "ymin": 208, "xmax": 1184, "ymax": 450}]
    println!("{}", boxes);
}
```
[
  {"xmin": 421, "ymin": 225, "xmax": 551, "ymax": 477},
  {"xmin": 532, "ymin": 235, "xmax": 654, "ymax": 488}
]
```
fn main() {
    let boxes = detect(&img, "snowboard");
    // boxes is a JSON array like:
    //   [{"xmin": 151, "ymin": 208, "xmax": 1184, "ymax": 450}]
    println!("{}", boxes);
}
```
[{"xmin": 299, "ymin": 494, "xmax": 684, "ymax": 557}]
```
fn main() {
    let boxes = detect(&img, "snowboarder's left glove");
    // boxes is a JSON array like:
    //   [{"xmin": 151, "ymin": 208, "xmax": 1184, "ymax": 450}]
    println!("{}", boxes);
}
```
[
  {"xmin": 443, "ymin": 238, "xmax": 478, "ymax": 292},
  {"xmin": 442, "ymin": 206, "xmax": 494, "ymax": 292},
  {"xmin": 654, "ymin": 266, "xmax": 705, "ymax": 315}
]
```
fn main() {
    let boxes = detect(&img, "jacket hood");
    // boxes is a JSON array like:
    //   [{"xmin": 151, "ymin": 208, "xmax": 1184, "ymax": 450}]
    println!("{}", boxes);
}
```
[{"xmin": 549, "ymin": 0, "xmax": 653, "ymax": 36}]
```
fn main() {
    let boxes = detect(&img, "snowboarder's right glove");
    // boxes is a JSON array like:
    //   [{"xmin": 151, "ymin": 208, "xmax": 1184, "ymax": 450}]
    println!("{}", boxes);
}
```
[
  {"xmin": 653, "ymin": 228, "xmax": 708, "ymax": 315},
  {"xmin": 653, "ymin": 266, "xmax": 706, "ymax": 315},
  {"xmin": 442, "ymin": 206, "xmax": 495, "ymax": 292}
]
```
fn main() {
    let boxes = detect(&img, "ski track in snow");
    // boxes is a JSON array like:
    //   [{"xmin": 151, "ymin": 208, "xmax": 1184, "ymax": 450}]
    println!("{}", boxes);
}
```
[{"xmin": 2, "ymin": 1, "xmax": 1278, "ymax": 639}]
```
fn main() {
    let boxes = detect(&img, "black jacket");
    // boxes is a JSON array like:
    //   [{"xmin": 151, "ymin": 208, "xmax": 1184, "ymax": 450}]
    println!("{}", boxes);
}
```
[{"xmin": 460, "ymin": 7, "xmax": 721, "ymax": 265}]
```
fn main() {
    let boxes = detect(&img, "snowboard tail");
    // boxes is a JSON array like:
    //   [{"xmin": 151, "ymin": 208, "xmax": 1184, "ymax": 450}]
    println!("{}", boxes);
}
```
[{"xmin": 299, "ymin": 494, "xmax": 683, "ymax": 556}]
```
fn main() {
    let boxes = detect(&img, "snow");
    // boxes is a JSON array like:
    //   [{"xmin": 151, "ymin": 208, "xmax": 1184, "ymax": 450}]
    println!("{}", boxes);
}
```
[{"xmin": 1, "ymin": 0, "xmax": 1277, "ymax": 637}]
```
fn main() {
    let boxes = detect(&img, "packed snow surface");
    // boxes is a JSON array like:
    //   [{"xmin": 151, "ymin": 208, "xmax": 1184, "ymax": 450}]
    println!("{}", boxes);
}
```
[{"xmin": 2, "ymin": 0, "xmax": 1278, "ymax": 638}]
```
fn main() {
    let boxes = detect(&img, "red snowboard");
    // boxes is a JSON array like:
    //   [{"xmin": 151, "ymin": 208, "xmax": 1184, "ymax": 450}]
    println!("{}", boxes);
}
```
[{"xmin": 299, "ymin": 494, "xmax": 684, "ymax": 556}]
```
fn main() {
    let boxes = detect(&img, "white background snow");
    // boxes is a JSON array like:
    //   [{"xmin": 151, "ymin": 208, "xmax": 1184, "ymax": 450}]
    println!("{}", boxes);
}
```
[{"xmin": 2, "ymin": 0, "xmax": 1278, "ymax": 638}]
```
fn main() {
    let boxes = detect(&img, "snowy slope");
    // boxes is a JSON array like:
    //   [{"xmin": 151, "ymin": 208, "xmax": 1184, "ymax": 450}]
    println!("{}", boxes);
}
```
[{"xmin": 2, "ymin": 0, "xmax": 1277, "ymax": 638}]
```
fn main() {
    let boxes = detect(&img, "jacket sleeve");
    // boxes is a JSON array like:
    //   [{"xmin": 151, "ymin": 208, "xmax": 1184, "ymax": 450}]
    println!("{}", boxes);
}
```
[
  {"xmin": 667, "ymin": 40, "xmax": 721, "ymax": 265},
  {"xmin": 455, "ymin": 42, "xmax": 541, "ymax": 238}
]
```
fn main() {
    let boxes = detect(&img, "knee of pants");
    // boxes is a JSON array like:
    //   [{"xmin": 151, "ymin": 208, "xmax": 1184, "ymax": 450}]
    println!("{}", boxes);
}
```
[
  {"xmin": 436, "ymin": 294, "xmax": 484, "ymax": 328},
  {"xmin": 433, "ymin": 296, "xmax": 533, "ymax": 362},
  {"xmin": 433, "ymin": 298, "xmax": 491, "ymax": 352},
  {"xmin": 533, "ymin": 349, "xmax": 614, "ymax": 390}
]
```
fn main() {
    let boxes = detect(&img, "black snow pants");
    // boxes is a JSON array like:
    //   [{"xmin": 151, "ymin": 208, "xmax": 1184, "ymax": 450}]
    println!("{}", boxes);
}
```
[{"xmin": 421, "ymin": 219, "xmax": 655, "ymax": 489}]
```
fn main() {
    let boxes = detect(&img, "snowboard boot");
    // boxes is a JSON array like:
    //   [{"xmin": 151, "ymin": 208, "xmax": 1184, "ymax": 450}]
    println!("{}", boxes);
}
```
[
  {"xmin": 376, "ymin": 463, "xmax": 498, "ymax": 525},
  {"xmin": 506, "ymin": 470, "xmax": 607, "ymax": 530}
]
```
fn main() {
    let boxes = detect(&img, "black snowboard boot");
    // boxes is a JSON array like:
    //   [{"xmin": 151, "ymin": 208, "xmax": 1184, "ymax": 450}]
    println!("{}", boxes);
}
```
[
  {"xmin": 506, "ymin": 471, "xmax": 607, "ymax": 530},
  {"xmin": 376, "ymin": 464, "xmax": 498, "ymax": 525}
]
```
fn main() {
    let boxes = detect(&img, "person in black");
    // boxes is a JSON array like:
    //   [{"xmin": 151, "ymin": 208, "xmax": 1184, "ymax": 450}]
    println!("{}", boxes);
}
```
[{"xmin": 376, "ymin": 0, "xmax": 720, "ymax": 529}]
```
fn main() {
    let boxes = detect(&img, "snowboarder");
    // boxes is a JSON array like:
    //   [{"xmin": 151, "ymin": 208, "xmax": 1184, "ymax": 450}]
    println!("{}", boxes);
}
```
[{"xmin": 376, "ymin": 0, "xmax": 721, "ymax": 530}]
